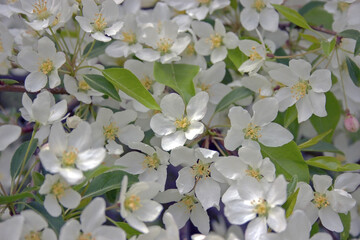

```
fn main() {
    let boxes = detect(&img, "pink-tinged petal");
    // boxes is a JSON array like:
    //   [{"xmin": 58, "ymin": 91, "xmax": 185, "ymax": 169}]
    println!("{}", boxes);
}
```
[
  {"xmin": 259, "ymin": 123, "xmax": 293, "ymax": 147},
  {"xmin": 296, "ymin": 95, "xmax": 313, "ymax": 123},
  {"xmin": 240, "ymin": 8, "xmax": 259, "ymax": 31},
  {"xmin": 319, "ymin": 207, "xmax": 343, "ymax": 232},
  {"xmin": 259, "ymin": 8, "xmax": 279, "ymax": 32},
  {"xmin": 161, "ymin": 131, "xmax": 187, "ymax": 151},
  {"xmin": 176, "ymin": 167, "xmax": 195, "ymax": 194},
  {"xmin": 309, "ymin": 69, "xmax": 332, "ymax": 93},
  {"xmin": 25, "ymin": 72, "xmax": 47, "ymax": 92},
  {"xmin": 190, "ymin": 204, "xmax": 210, "ymax": 234},
  {"xmin": 195, "ymin": 178, "xmax": 220, "ymax": 210},
  {"xmin": 308, "ymin": 91, "xmax": 327, "ymax": 118},
  {"xmin": 267, "ymin": 206, "xmax": 286, "ymax": 232}
]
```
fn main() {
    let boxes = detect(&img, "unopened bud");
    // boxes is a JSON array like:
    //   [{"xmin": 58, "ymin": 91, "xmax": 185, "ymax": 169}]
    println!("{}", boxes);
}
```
[
  {"xmin": 66, "ymin": 116, "xmax": 82, "ymax": 129},
  {"xmin": 344, "ymin": 112, "xmax": 359, "ymax": 132}
]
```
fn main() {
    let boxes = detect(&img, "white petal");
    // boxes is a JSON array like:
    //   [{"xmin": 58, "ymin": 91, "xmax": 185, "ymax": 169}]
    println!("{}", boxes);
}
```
[
  {"xmin": 224, "ymin": 199, "xmax": 255, "ymax": 224},
  {"xmin": 269, "ymin": 67, "xmax": 298, "ymax": 86},
  {"xmin": 289, "ymin": 59, "xmax": 311, "ymax": 80},
  {"xmin": 170, "ymin": 146, "xmax": 196, "ymax": 166},
  {"xmin": 259, "ymin": 123, "xmax": 293, "ymax": 147},
  {"xmin": 245, "ymin": 217, "xmax": 267, "ymax": 240},
  {"xmin": 224, "ymin": 128, "xmax": 244, "ymax": 151},
  {"xmin": 319, "ymin": 207, "xmax": 343, "ymax": 232},
  {"xmin": 81, "ymin": 197, "xmax": 106, "ymax": 233},
  {"xmin": 210, "ymin": 46, "xmax": 227, "ymax": 63},
  {"xmin": 0, "ymin": 125, "xmax": 21, "ymax": 151},
  {"xmin": 191, "ymin": 21, "xmax": 213, "ymax": 38},
  {"xmin": 195, "ymin": 38, "xmax": 212, "ymax": 56},
  {"xmin": 195, "ymin": 178, "xmax": 220, "ymax": 210},
  {"xmin": 25, "ymin": 72, "xmax": 47, "ymax": 92},
  {"xmin": 176, "ymin": 167, "xmax": 195, "ymax": 194},
  {"xmin": 59, "ymin": 188, "xmax": 81, "ymax": 209},
  {"xmin": 49, "ymin": 71, "xmax": 61, "ymax": 89},
  {"xmin": 327, "ymin": 189, "xmax": 356, "ymax": 213},
  {"xmin": 135, "ymin": 48, "xmax": 160, "ymax": 62},
  {"xmin": 334, "ymin": 173, "xmax": 360, "ymax": 192},
  {"xmin": 134, "ymin": 200, "xmax": 163, "ymax": 221},
  {"xmin": 267, "ymin": 207, "xmax": 286, "ymax": 232},
  {"xmin": 187, "ymin": 92, "xmax": 209, "ymax": 121},
  {"xmin": 275, "ymin": 87, "xmax": 297, "ymax": 111},
  {"xmin": 185, "ymin": 121, "xmax": 204, "ymax": 140},
  {"xmin": 266, "ymin": 175, "xmax": 287, "ymax": 206},
  {"xmin": 48, "ymin": 100, "xmax": 67, "ymax": 123},
  {"xmin": 214, "ymin": 156, "xmax": 247, "ymax": 180},
  {"xmin": 93, "ymin": 226, "xmax": 126, "ymax": 240},
  {"xmin": 126, "ymin": 214, "xmax": 149, "ymax": 233},
  {"xmin": 150, "ymin": 114, "xmax": 176, "ymax": 136},
  {"xmin": 59, "ymin": 219, "xmax": 81, "ymax": 240},
  {"xmin": 39, "ymin": 150, "xmax": 61, "ymax": 173},
  {"xmin": 259, "ymin": 8, "xmax": 279, "ymax": 32},
  {"xmin": 44, "ymin": 194, "xmax": 61, "ymax": 217},
  {"xmin": 59, "ymin": 168, "xmax": 84, "ymax": 185},
  {"xmin": 166, "ymin": 203, "xmax": 190, "ymax": 229},
  {"xmin": 161, "ymin": 93, "xmax": 185, "ymax": 120},
  {"xmin": 252, "ymin": 97, "xmax": 279, "ymax": 126},
  {"xmin": 161, "ymin": 131, "xmax": 187, "ymax": 151},
  {"xmin": 75, "ymin": 16, "xmax": 93, "ymax": 32},
  {"xmin": 240, "ymin": 8, "xmax": 259, "ymax": 31},
  {"xmin": 313, "ymin": 174, "xmax": 332, "ymax": 193},
  {"xmin": 309, "ymin": 69, "xmax": 332, "ymax": 93},
  {"xmin": 308, "ymin": 91, "xmax": 327, "ymax": 118},
  {"xmin": 190, "ymin": 204, "xmax": 210, "ymax": 234},
  {"xmin": 296, "ymin": 96, "xmax": 313, "ymax": 123}
]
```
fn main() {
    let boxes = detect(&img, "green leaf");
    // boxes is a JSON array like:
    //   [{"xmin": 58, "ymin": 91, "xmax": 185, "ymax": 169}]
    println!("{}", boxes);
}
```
[
  {"xmin": 303, "ymin": 7, "xmax": 333, "ymax": 30},
  {"xmin": 273, "ymin": 4, "xmax": 311, "ymax": 30},
  {"xmin": 321, "ymin": 38, "xmax": 336, "ymax": 56},
  {"xmin": 227, "ymin": 48, "xmax": 248, "ymax": 69},
  {"xmin": 260, "ymin": 141, "xmax": 310, "ymax": 183},
  {"xmin": 115, "ymin": 222, "xmax": 141, "ymax": 238},
  {"xmin": 83, "ymin": 41, "xmax": 112, "ymax": 59},
  {"xmin": 215, "ymin": 87, "xmax": 252, "ymax": 113},
  {"xmin": 83, "ymin": 74, "xmax": 121, "ymax": 102},
  {"xmin": 283, "ymin": 188, "xmax": 299, "ymax": 218},
  {"xmin": 32, "ymin": 172, "xmax": 45, "ymax": 187},
  {"xmin": 301, "ymin": 141, "xmax": 344, "ymax": 155},
  {"xmin": 27, "ymin": 201, "xmax": 65, "ymax": 235},
  {"xmin": 306, "ymin": 156, "xmax": 360, "ymax": 171},
  {"xmin": 340, "ymin": 212, "xmax": 351, "ymax": 240},
  {"xmin": 339, "ymin": 29, "xmax": 360, "ymax": 55},
  {"xmin": 286, "ymin": 175, "xmax": 298, "ymax": 196},
  {"xmin": 310, "ymin": 92, "xmax": 341, "ymax": 142},
  {"xmin": 0, "ymin": 79, "xmax": 19, "ymax": 85},
  {"xmin": 284, "ymin": 105, "xmax": 297, "ymax": 128},
  {"xmin": 230, "ymin": 0, "xmax": 238, "ymax": 10},
  {"xmin": 299, "ymin": 33, "xmax": 320, "ymax": 44},
  {"xmin": 274, "ymin": 47, "xmax": 290, "ymax": 65},
  {"xmin": 298, "ymin": 129, "xmax": 333, "ymax": 149},
  {"xmin": 10, "ymin": 139, "xmax": 38, "ymax": 179},
  {"xmin": 298, "ymin": 1, "xmax": 325, "ymax": 15},
  {"xmin": 0, "ymin": 192, "xmax": 35, "ymax": 204},
  {"xmin": 345, "ymin": 57, "xmax": 360, "ymax": 87},
  {"xmin": 153, "ymin": 62, "xmax": 198, "ymax": 103},
  {"xmin": 103, "ymin": 68, "xmax": 161, "ymax": 110},
  {"xmin": 83, "ymin": 170, "xmax": 137, "ymax": 199}
]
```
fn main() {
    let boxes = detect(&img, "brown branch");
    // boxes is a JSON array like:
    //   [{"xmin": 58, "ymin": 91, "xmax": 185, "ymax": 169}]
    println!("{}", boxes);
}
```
[
  {"xmin": 0, "ymin": 85, "xmax": 67, "ymax": 94},
  {"xmin": 279, "ymin": 23, "xmax": 337, "ymax": 35}
]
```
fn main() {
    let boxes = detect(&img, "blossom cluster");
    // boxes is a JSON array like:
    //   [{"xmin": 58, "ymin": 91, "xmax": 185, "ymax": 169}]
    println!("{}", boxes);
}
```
[{"xmin": 0, "ymin": 0, "xmax": 360, "ymax": 240}]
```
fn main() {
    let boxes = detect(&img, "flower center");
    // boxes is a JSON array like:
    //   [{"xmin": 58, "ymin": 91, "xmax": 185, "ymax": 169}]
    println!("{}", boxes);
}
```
[
  {"xmin": 199, "ymin": 83, "xmax": 211, "ymax": 92},
  {"xmin": 78, "ymin": 80, "xmax": 91, "ymax": 91},
  {"xmin": 122, "ymin": 31, "xmax": 136, "ymax": 44},
  {"xmin": 180, "ymin": 195, "xmax": 197, "ymax": 210},
  {"xmin": 252, "ymin": 198, "xmax": 269, "ymax": 217},
  {"xmin": 39, "ymin": 59, "xmax": 54, "ymax": 75},
  {"xmin": 290, "ymin": 81, "xmax": 311, "ymax": 100},
  {"xmin": 103, "ymin": 122, "xmax": 119, "ymax": 141},
  {"xmin": 0, "ymin": 39, "xmax": 3, "ymax": 52},
  {"xmin": 197, "ymin": 0, "xmax": 210, "ymax": 4},
  {"xmin": 140, "ymin": 76, "xmax": 153, "ymax": 90},
  {"xmin": 174, "ymin": 117, "xmax": 191, "ymax": 130},
  {"xmin": 209, "ymin": 34, "xmax": 222, "ymax": 49},
  {"xmin": 62, "ymin": 149, "xmax": 78, "ymax": 167},
  {"xmin": 32, "ymin": 0, "xmax": 50, "ymax": 20},
  {"xmin": 249, "ymin": 46, "xmax": 263, "ymax": 61},
  {"xmin": 245, "ymin": 167, "xmax": 262, "ymax": 181},
  {"xmin": 185, "ymin": 43, "xmax": 195, "ymax": 56},
  {"xmin": 25, "ymin": 231, "xmax": 41, "ymax": 240},
  {"xmin": 244, "ymin": 123, "xmax": 262, "ymax": 140},
  {"xmin": 338, "ymin": 2, "xmax": 350, "ymax": 12},
  {"xmin": 124, "ymin": 195, "xmax": 141, "ymax": 212},
  {"xmin": 313, "ymin": 192, "xmax": 330, "ymax": 209},
  {"xmin": 78, "ymin": 233, "xmax": 95, "ymax": 240},
  {"xmin": 93, "ymin": 13, "xmax": 107, "ymax": 32},
  {"xmin": 253, "ymin": 0, "xmax": 266, "ymax": 12},
  {"xmin": 143, "ymin": 153, "xmax": 160, "ymax": 169},
  {"xmin": 157, "ymin": 38, "xmax": 173, "ymax": 54},
  {"xmin": 51, "ymin": 182, "xmax": 66, "ymax": 198},
  {"xmin": 191, "ymin": 161, "xmax": 211, "ymax": 180}
]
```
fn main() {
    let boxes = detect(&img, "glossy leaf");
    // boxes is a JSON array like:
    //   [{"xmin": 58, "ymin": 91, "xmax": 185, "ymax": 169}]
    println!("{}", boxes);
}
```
[
  {"xmin": 345, "ymin": 57, "xmax": 360, "ymax": 87},
  {"xmin": 340, "ymin": 212, "xmax": 351, "ymax": 240},
  {"xmin": 215, "ymin": 87, "xmax": 252, "ymax": 113},
  {"xmin": 0, "ymin": 192, "xmax": 35, "ymax": 205},
  {"xmin": 301, "ymin": 141, "xmax": 344, "ymax": 155},
  {"xmin": 154, "ymin": 62, "xmax": 198, "ymax": 103},
  {"xmin": 10, "ymin": 139, "xmax": 38, "ymax": 179},
  {"xmin": 303, "ymin": 7, "xmax": 333, "ymax": 30},
  {"xmin": 298, "ymin": 1, "xmax": 325, "ymax": 15},
  {"xmin": 283, "ymin": 188, "xmax": 299, "ymax": 218},
  {"xmin": 115, "ymin": 222, "xmax": 141, "ymax": 238},
  {"xmin": 284, "ymin": 105, "xmax": 297, "ymax": 128},
  {"xmin": 83, "ymin": 74, "xmax": 121, "ymax": 101},
  {"xmin": 32, "ymin": 172, "xmax": 45, "ymax": 187},
  {"xmin": 103, "ymin": 68, "xmax": 161, "ymax": 110},
  {"xmin": 83, "ymin": 41, "xmax": 112, "ymax": 59},
  {"xmin": 273, "ymin": 4, "xmax": 311, "ymax": 30},
  {"xmin": 306, "ymin": 156, "xmax": 360, "ymax": 171},
  {"xmin": 298, "ymin": 129, "xmax": 333, "ymax": 149},
  {"xmin": 227, "ymin": 48, "xmax": 248, "ymax": 69},
  {"xmin": 260, "ymin": 141, "xmax": 310, "ymax": 183}
]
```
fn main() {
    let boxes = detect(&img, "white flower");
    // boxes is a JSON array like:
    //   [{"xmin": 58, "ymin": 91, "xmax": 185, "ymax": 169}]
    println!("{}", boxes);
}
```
[
  {"xmin": 17, "ymin": 37, "xmax": 66, "ymax": 92},
  {"xmin": 0, "ymin": 215, "xmax": 24, "ymax": 240},
  {"xmin": 240, "ymin": 0, "xmax": 283, "ymax": 32},
  {"xmin": 119, "ymin": 176, "xmax": 163, "ymax": 233},
  {"xmin": 39, "ymin": 121, "xmax": 106, "ymax": 185},
  {"xmin": 75, "ymin": 0, "xmax": 123, "ymax": 42},
  {"xmin": 238, "ymin": 39, "xmax": 266, "ymax": 74},
  {"xmin": 137, "ymin": 213, "xmax": 179, "ymax": 240},
  {"xmin": 0, "ymin": 125, "xmax": 21, "ymax": 151},
  {"xmin": 39, "ymin": 174, "xmax": 81, "ymax": 217},
  {"xmin": 60, "ymin": 197, "xmax": 126, "ymax": 240},
  {"xmin": 20, "ymin": 210, "xmax": 57, "ymax": 240},
  {"xmin": 115, "ymin": 142, "xmax": 170, "ymax": 191},
  {"xmin": 150, "ymin": 92, "xmax": 209, "ymax": 151},
  {"xmin": 224, "ymin": 175, "xmax": 288, "ymax": 240},
  {"xmin": 269, "ymin": 59, "xmax": 332, "ymax": 123},
  {"xmin": 0, "ymin": 23, "xmax": 14, "ymax": 75},
  {"xmin": 224, "ymin": 97, "xmax": 293, "ymax": 151},
  {"xmin": 192, "ymin": 19, "xmax": 239, "ymax": 63}
]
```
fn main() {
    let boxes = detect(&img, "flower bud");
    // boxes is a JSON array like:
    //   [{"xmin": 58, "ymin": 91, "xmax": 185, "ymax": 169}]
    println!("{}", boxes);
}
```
[
  {"xmin": 344, "ymin": 113, "xmax": 359, "ymax": 132},
  {"xmin": 66, "ymin": 115, "xmax": 82, "ymax": 129}
]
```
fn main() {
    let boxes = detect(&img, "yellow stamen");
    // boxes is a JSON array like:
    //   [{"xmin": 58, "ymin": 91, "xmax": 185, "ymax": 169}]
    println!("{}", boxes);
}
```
[
  {"xmin": 103, "ymin": 122, "xmax": 119, "ymax": 141},
  {"xmin": 209, "ymin": 34, "xmax": 222, "ymax": 49},
  {"xmin": 32, "ymin": 0, "xmax": 50, "ymax": 20},
  {"xmin": 313, "ymin": 192, "xmax": 330, "ymax": 209},
  {"xmin": 25, "ymin": 231, "xmax": 41, "ymax": 240},
  {"xmin": 338, "ymin": 2, "xmax": 350, "ymax": 12},
  {"xmin": 200, "ymin": 83, "xmax": 211, "ymax": 92},
  {"xmin": 244, "ymin": 123, "xmax": 262, "ymax": 140},
  {"xmin": 191, "ymin": 161, "xmax": 211, "ymax": 180},
  {"xmin": 124, "ymin": 195, "xmax": 141, "ymax": 211},
  {"xmin": 143, "ymin": 154, "xmax": 160, "ymax": 169},
  {"xmin": 62, "ymin": 149, "xmax": 78, "ymax": 167},
  {"xmin": 51, "ymin": 13, "xmax": 61, "ymax": 27},
  {"xmin": 252, "ymin": 198, "xmax": 269, "ymax": 217},
  {"xmin": 249, "ymin": 46, "xmax": 262, "ymax": 61},
  {"xmin": 174, "ymin": 117, "xmax": 190, "ymax": 130},
  {"xmin": 122, "ymin": 31, "xmax": 136, "ymax": 44},
  {"xmin": 78, "ymin": 233, "xmax": 94, "ymax": 240},
  {"xmin": 140, "ymin": 76, "xmax": 153, "ymax": 90},
  {"xmin": 78, "ymin": 80, "xmax": 91, "ymax": 91},
  {"xmin": 180, "ymin": 195, "xmax": 197, "ymax": 210},
  {"xmin": 290, "ymin": 81, "xmax": 310, "ymax": 101},
  {"xmin": 253, "ymin": 0, "xmax": 266, "ymax": 12},
  {"xmin": 93, "ymin": 13, "xmax": 107, "ymax": 32},
  {"xmin": 51, "ymin": 182, "xmax": 66, "ymax": 198},
  {"xmin": 245, "ymin": 167, "xmax": 262, "ymax": 181},
  {"xmin": 185, "ymin": 43, "xmax": 195, "ymax": 56},
  {"xmin": 157, "ymin": 38, "xmax": 173, "ymax": 54},
  {"xmin": 39, "ymin": 59, "xmax": 54, "ymax": 75},
  {"xmin": 0, "ymin": 40, "xmax": 3, "ymax": 52}
]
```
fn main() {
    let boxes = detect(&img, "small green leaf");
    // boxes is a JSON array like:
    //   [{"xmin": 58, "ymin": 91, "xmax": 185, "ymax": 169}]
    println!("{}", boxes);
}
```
[
  {"xmin": 103, "ymin": 68, "xmax": 160, "ymax": 110},
  {"xmin": 321, "ymin": 38, "xmax": 336, "ymax": 56},
  {"xmin": 345, "ymin": 57, "xmax": 360, "ymax": 87},
  {"xmin": 83, "ymin": 41, "xmax": 112, "ymax": 59},
  {"xmin": 10, "ymin": 139, "xmax": 38, "ymax": 179},
  {"xmin": 227, "ymin": 48, "xmax": 248, "ymax": 69},
  {"xmin": 286, "ymin": 175, "xmax": 298, "ymax": 196},
  {"xmin": 298, "ymin": 129, "xmax": 333, "ymax": 149},
  {"xmin": 273, "ymin": 4, "xmax": 311, "ymax": 30},
  {"xmin": 303, "ymin": 7, "xmax": 333, "ymax": 30},
  {"xmin": 283, "ymin": 188, "xmax": 299, "ymax": 218},
  {"xmin": 83, "ymin": 74, "xmax": 121, "ymax": 102},
  {"xmin": 339, "ymin": 29, "xmax": 360, "ymax": 55},
  {"xmin": 0, "ymin": 192, "xmax": 35, "ymax": 204},
  {"xmin": 299, "ymin": 33, "xmax": 320, "ymax": 44},
  {"xmin": 83, "ymin": 170, "xmax": 137, "ymax": 199},
  {"xmin": 310, "ymin": 92, "xmax": 341, "ymax": 142},
  {"xmin": 115, "ymin": 222, "xmax": 141, "ymax": 238},
  {"xmin": 230, "ymin": 0, "xmax": 238, "ymax": 10},
  {"xmin": 215, "ymin": 87, "xmax": 252, "ymax": 113},
  {"xmin": 301, "ymin": 141, "xmax": 344, "ymax": 155},
  {"xmin": 260, "ymin": 141, "xmax": 310, "ymax": 183},
  {"xmin": 298, "ymin": 1, "xmax": 325, "ymax": 15},
  {"xmin": 306, "ymin": 156, "xmax": 360, "ymax": 171},
  {"xmin": 340, "ymin": 212, "xmax": 351, "ymax": 240},
  {"xmin": 32, "ymin": 172, "xmax": 45, "ymax": 187},
  {"xmin": 153, "ymin": 62, "xmax": 198, "ymax": 103},
  {"xmin": 0, "ymin": 79, "xmax": 19, "ymax": 85},
  {"xmin": 284, "ymin": 105, "xmax": 297, "ymax": 128}
]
